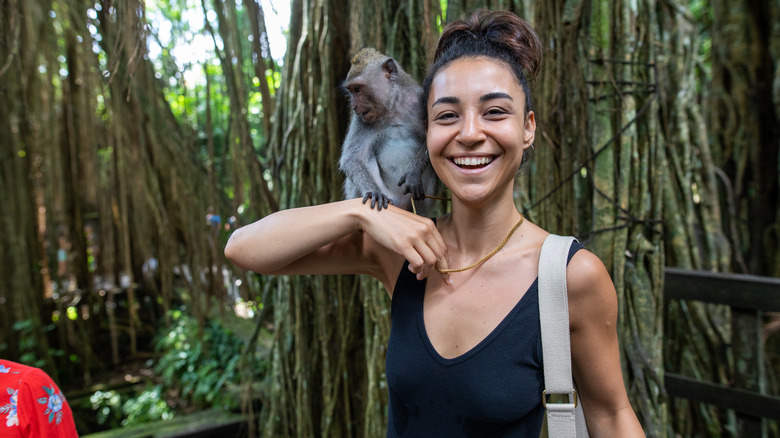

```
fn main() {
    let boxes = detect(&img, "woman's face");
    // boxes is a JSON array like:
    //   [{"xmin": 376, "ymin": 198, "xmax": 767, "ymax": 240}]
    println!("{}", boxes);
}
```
[{"xmin": 426, "ymin": 57, "xmax": 535, "ymax": 206}]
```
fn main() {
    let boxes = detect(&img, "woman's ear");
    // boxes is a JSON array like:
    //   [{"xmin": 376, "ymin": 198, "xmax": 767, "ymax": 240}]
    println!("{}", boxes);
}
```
[{"xmin": 523, "ymin": 111, "xmax": 536, "ymax": 148}]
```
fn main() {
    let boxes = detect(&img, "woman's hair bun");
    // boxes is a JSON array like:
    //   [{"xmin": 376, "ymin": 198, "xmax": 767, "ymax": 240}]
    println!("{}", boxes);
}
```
[{"xmin": 434, "ymin": 9, "xmax": 543, "ymax": 81}]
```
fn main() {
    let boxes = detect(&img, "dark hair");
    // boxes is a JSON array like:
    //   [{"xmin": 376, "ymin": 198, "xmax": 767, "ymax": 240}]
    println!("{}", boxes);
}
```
[{"xmin": 422, "ymin": 10, "xmax": 543, "ymax": 116}]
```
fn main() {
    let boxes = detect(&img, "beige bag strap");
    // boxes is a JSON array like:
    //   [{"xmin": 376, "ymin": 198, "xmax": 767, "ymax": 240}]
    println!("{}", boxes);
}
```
[{"xmin": 538, "ymin": 234, "xmax": 590, "ymax": 437}]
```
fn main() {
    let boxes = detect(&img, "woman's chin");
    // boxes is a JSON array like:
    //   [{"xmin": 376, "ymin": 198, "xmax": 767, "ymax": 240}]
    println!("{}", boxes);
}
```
[{"xmin": 449, "ymin": 187, "xmax": 497, "ymax": 206}]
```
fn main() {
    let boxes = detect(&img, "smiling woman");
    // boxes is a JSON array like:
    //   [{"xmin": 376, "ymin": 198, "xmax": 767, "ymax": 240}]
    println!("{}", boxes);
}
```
[{"xmin": 224, "ymin": 8, "xmax": 645, "ymax": 438}]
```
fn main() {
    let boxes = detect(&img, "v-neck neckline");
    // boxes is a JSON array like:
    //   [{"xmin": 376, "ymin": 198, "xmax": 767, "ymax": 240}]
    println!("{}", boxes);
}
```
[{"xmin": 418, "ymin": 277, "xmax": 539, "ymax": 366}]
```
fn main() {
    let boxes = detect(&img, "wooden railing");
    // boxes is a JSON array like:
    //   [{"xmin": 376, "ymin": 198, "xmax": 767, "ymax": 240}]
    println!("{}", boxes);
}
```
[
  {"xmin": 664, "ymin": 267, "xmax": 780, "ymax": 436},
  {"xmin": 80, "ymin": 408, "xmax": 247, "ymax": 438}
]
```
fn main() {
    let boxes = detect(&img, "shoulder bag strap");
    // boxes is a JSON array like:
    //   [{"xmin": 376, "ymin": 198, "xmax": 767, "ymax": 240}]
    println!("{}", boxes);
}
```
[{"xmin": 539, "ymin": 234, "xmax": 579, "ymax": 437}]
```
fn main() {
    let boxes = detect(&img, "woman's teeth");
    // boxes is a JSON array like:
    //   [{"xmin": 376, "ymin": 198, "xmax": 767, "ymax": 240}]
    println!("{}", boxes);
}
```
[{"xmin": 453, "ymin": 156, "xmax": 493, "ymax": 167}]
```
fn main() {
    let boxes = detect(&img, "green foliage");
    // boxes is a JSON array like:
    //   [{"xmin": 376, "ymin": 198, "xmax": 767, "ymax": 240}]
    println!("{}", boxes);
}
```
[
  {"xmin": 688, "ymin": 0, "xmax": 713, "ymax": 88},
  {"xmin": 439, "ymin": 0, "xmax": 447, "ymax": 30},
  {"xmin": 89, "ymin": 389, "xmax": 123, "ymax": 426},
  {"xmin": 122, "ymin": 385, "xmax": 176, "ymax": 426},
  {"xmin": 89, "ymin": 385, "xmax": 174, "ymax": 427},
  {"xmin": 86, "ymin": 310, "xmax": 263, "ymax": 429},
  {"xmin": 153, "ymin": 310, "xmax": 249, "ymax": 408}
]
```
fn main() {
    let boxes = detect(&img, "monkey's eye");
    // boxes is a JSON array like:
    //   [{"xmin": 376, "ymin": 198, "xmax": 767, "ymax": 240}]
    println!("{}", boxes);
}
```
[{"xmin": 350, "ymin": 85, "xmax": 362, "ymax": 94}]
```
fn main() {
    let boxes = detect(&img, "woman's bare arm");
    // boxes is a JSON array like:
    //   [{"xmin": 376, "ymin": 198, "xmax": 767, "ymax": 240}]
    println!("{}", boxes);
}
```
[
  {"xmin": 224, "ymin": 198, "xmax": 450, "ymax": 289},
  {"xmin": 225, "ymin": 199, "xmax": 367, "ymax": 275},
  {"xmin": 567, "ymin": 250, "xmax": 645, "ymax": 437}
]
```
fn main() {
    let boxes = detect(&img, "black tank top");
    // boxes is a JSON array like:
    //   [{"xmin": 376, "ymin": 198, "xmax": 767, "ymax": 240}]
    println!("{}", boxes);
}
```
[{"xmin": 385, "ymin": 242, "xmax": 583, "ymax": 437}]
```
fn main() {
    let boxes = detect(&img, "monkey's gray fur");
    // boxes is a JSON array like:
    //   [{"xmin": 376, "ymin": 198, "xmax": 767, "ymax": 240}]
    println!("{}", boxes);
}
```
[{"xmin": 339, "ymin": 48, "xmax": 436, "ymax": 214}]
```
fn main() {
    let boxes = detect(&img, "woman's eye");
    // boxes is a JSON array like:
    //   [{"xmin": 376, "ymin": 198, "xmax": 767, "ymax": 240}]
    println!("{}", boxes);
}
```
[
  {"xmin": 485, "ymin": 107, "xmax": 508, "ymax": 116},
  {"xmin": 435, "ymin": 112, "xmax": 457, "ymax": 121}
]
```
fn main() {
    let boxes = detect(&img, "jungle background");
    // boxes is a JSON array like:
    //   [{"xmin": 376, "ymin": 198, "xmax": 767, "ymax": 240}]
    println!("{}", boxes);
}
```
[{"xmin": 0, "ymin": 0, "xmax": 778, "ymax": 436}]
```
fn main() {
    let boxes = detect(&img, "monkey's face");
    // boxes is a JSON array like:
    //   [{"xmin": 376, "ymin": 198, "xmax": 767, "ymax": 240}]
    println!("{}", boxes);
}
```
[
  {"xmin": 426, "ymin": 57, "xmax": 535, "ymax": 204},
  {"xmin": 347, "ymin": 81, "xmax": 388, "ymax": 124}
]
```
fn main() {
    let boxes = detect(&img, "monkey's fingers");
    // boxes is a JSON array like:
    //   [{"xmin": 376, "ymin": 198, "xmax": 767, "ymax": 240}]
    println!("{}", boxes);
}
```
[
  {"xmin": 411, "ymin": 184, "xmax": 426, "ymax": 200},
  {"xmin": 362, "ymin": 192, "xmax": 379, "ymax": 209},
  {"xmin": 362, "ymin": 192, "xmax": 392, "ymax": 210},
  {"xmin": 396, "ymin": 176, "xmax": 411, "ymax": 192},
  {"xmin": 376, "ymin": 193, "xmax": 391, "ymax": 210},
  {"xmin": 398, "ymin": 177, "xmax": 426, "ymax": 200}
]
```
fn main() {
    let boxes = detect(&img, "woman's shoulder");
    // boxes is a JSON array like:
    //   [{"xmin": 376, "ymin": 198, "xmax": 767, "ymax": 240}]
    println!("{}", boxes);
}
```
[
  {"xmin": 565, "ymin": 247, "xmax": 618, "ymax": 327},
  {"xmin": 566, "ymin": 247, "xmax": 612, "ymax": 291},
  {"xmin": 528, "ymin": 228, "xmax": 617, "ymax": 328}
]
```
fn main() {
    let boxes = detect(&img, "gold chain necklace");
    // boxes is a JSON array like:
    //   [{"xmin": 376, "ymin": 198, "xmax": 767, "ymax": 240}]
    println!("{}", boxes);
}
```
[
  {"xmin": 410, "ymin": 195, "xmax": 451, "ymax": 216},
  {"xmin": 436, "ymin": 214, "xmax": 524, "ymax": 274}
]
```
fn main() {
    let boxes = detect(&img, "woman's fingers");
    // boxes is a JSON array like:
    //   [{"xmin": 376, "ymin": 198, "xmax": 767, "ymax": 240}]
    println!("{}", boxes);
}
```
[
  {"xmin": 359, "ymin": 204, "xmax": 449, "ymax": 281},
  {"xmin": 407, "ymin": 239, "xmax": 437, "ymax": 278},
  {"xmin": 403, "ymin": 218, "xmax": 452, "ymax": 283},
  {"xmin": 418, "ymin": 220, "xmax": 452, "ymax": 284}
]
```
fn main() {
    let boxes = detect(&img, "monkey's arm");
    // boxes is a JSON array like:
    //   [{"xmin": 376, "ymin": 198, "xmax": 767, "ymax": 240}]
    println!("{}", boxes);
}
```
[
  {"xmin": 341, "ymin": 140, "xmax": 396, "ymax": 210},
  {"xmin": 397, "ymin": 143, "xmax": 434, "ymax": 200},
  {"xmin": 352, "ymin": 165, "xmax": 395, "ymax": 210},
  {"xmin": 224, "ymin": 199, "xmax": 451, "ymax": 289}
]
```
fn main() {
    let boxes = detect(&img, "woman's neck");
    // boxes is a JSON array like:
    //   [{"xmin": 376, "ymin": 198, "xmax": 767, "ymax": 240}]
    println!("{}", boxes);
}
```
[{"xmin": 442, "ymin": 197, "xmax": 524, "ymax": 260}]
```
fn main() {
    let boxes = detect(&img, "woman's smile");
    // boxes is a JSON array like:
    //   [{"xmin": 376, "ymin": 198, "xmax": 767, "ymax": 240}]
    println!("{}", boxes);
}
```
[{"xmin": 451, "ymin": 155, "xmax": 496, "ymax": 169}]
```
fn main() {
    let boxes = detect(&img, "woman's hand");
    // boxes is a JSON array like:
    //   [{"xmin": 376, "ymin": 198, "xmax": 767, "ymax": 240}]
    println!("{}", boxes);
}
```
[{"xmin": 357, "ymin": 203, "xmax": 451, "ymax": 285}]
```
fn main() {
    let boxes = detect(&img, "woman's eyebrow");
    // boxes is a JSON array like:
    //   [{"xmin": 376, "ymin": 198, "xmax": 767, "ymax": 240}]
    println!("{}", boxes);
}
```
[
  {"xmin": 480, "ymin": 92, "xmax": 513, "ymax": 102},
  {"xmin": 432, "ymin": 96, "xmax": 460, "ymax": 106}
]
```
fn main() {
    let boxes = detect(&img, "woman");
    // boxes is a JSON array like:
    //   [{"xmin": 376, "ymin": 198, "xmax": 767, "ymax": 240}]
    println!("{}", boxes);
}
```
[{"xmin": 225, "ymin": 9, "xmax": 644, "ymax": 437}]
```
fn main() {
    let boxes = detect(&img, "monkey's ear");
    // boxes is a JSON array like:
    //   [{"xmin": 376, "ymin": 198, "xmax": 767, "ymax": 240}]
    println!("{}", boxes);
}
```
[{"xmin": 382, "ymin": 59, "xmax": 399, "ymax": 81}]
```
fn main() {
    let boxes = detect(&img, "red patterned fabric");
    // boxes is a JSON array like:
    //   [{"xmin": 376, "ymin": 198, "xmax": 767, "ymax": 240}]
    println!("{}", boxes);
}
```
[{"xmin": 0, "ymin": 360, "xmax": 78, "ymax": 437}]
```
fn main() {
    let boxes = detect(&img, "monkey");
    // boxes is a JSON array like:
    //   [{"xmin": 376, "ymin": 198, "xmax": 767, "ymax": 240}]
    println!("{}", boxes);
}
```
[{"xmin": 338, "ymin": 48, "xmax": 436, "ymax": 214}]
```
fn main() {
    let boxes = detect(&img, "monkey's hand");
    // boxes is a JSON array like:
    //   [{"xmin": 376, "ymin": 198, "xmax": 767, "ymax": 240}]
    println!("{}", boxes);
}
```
[
  {"xmin": 362, "ymin": 192, "xmax": 393, "ymax": 211},
  {"xmin": 397, "ymin": 174, "xmax": 426, "ymax": 200}
]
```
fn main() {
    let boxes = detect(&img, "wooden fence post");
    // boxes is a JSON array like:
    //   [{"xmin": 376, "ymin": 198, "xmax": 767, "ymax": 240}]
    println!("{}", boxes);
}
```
[{"xmin": 731, "ymin": 307, "xmax": 766, "ymax": 437}]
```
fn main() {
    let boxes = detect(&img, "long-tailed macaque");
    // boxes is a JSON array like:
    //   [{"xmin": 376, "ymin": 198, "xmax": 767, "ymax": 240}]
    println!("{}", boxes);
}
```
[{"xmin": 339, "ymin": 48, "xmax": 436, "ymax": 213}]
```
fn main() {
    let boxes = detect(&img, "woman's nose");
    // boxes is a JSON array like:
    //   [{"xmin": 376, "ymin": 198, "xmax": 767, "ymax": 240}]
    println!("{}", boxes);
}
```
[{"xmin": 455, "ymin": 113, "xmax": 486, "ymax": 146}]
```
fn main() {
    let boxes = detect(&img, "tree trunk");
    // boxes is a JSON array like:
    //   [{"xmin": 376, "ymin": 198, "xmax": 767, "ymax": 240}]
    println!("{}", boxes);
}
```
[
  {"xmin": 243, "ymin": 0, "xmax": 276, "ymax": 137},
  {"xmin": 0, "ymin": 0, "xmax": 56, "ymax": 375},
  {"xmin": 507, "ymin": 0, "xmax": 670, "ymax": 434},
  {"xmin": 261, "ymin": 0, "xmax": 439, "ymax": 436},
  {"xmin": 708, "ymin": 0, "xmax": 780, "ymax": 277}
]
